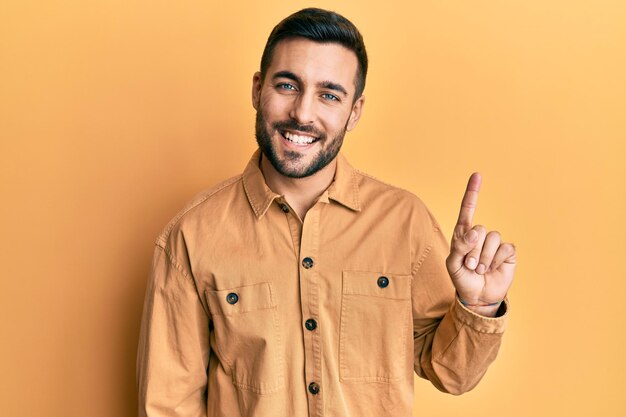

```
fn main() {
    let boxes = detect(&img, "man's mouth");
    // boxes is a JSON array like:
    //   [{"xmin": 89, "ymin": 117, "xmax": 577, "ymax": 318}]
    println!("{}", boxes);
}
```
[{"xmin": 280, "ymin": 130, "xmax": 320, "ymax": 145}]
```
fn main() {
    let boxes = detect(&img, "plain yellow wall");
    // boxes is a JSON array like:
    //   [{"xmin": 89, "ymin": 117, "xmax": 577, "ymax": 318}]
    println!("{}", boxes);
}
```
[{"xmin": 1, "ymin": 1, "xmax": 624, "ymax": 416}]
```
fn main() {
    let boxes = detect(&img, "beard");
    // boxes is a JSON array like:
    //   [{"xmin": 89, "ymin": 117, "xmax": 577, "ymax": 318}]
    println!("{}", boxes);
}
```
[{"xmin": 255, "ymin": 109, "xmax": 347, "ymax": 179}]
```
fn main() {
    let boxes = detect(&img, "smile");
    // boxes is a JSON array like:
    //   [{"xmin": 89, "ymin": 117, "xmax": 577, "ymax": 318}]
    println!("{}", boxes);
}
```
[{"xmin": 280, "ymin": 130, "xmax": 320, "ymax": 145}]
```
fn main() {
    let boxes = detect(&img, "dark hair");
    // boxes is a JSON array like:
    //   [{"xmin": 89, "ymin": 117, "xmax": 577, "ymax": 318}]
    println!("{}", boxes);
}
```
[{"xmin": 260, "ymin": 8, "xmax": 368, "ymax": 101}]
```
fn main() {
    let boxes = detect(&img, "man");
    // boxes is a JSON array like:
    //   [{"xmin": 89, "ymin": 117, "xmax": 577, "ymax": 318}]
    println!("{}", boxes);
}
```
[{"xmin": 137, "ymin": 8, "xmax": 516, "ymax": 417}]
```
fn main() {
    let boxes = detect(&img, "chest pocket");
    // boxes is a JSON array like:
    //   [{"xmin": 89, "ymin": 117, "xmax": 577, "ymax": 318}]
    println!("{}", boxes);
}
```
[
  {"xmin": 206, "ymin": 282, "xmax": 284, "ymax": 394},
  {"xmin": 339, "ymin": 271, "xmax": 412, "ymax": 383}
]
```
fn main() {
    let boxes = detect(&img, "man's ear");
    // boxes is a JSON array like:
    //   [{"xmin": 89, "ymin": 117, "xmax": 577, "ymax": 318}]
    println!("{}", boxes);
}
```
[
  {"xmin": 252, "ymin": 71, "xmax": 262, "ymax": 110},
  {"xmin": 346, "ymin": 95, "xmax": 365, "ymax": 132}
]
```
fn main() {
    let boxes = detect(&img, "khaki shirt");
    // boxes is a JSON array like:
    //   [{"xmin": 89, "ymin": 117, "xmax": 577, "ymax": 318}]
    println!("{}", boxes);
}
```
[{"xmin": 137, "ymin": 149, "xmax": 508, "ymax": 417}]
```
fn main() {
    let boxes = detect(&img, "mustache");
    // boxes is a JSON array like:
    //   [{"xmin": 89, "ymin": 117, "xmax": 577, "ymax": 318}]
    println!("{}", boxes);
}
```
[{"xmin": 272, "ymin": 120, "xmax": 324, "ymax": 138}]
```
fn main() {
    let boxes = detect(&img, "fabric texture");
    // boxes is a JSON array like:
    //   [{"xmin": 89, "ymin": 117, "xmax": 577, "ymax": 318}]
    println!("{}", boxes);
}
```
[{"xmin": 137, "ymin": 149, "xmax": 508, "ymax": 417}]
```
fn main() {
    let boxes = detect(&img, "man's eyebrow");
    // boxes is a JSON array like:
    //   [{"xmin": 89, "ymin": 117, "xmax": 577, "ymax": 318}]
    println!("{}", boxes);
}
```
[
  {"xmin": 271, "ymin": 71, "xmax": 301, "ymax": 84},
  {"xmin": 271, "ymin": 71, "xmax": 348, "ymax": 98},
  {"xmin": 317, "ymin": 80, "xmax": 348, "ymax": 98}
]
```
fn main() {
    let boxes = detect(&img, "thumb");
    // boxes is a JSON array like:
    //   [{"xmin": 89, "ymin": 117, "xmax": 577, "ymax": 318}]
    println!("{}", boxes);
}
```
[{"xmin": 447, "ymin": 228, "xmax": 480, "ymax": 272}]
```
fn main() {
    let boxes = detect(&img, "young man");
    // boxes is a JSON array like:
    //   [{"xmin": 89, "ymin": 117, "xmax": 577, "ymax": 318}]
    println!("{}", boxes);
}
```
[{"xmin": 137, "ymin": 8, "xmax": 516, "ymax": 417}]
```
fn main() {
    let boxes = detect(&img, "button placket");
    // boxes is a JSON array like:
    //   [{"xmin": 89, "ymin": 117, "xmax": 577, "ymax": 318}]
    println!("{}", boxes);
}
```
[{"xmin": 298, "ymin": 205, "xmax": 323, "ymax": 416}]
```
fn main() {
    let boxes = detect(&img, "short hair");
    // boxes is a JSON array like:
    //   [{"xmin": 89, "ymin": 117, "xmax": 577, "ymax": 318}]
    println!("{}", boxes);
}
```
[{"xmin": 259, "ymin": 8, "xmax": 368, "ymax": 101}]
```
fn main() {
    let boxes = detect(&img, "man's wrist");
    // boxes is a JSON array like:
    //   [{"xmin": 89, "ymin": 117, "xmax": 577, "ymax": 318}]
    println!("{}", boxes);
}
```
[
  {"xmin": 463, "ymin": 302, "xmax": 502, "ymax": 317},
  {"xmin": 457, "ymin": 293, "xmax": 507, "ymax": 318}
]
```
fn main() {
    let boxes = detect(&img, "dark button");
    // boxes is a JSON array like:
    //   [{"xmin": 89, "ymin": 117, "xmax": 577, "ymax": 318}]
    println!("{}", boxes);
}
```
[
  {"xmin": 280, "ymin": 203, "xmax": 290, "ymax": 213},
  {"xmin": 302, "ymin": 257, "xmax": 314, "ymax": 269},
  {"xmin": 308, "ymin": 382, "xmax": 320, "ymax": 395},
  {"xmin": 377, "ymin": 276, "xmax": 389, "ymax": 288},
  {"xmin": 226, "ymin": 292, "xmax": 239, "ymax": 304},
  {"xmin": 305, "ymin": 319, "xmax": 317, "ymax": 331}
]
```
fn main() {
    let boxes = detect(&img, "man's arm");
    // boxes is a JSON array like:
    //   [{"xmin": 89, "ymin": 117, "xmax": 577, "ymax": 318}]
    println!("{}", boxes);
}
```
[
  {"xmin": 412, "ymin": 214, "xmax": 508, "ymax": 395},
  {"xmin": 412, "ymin": 173, "xmax": 515, "ymax": 394},
  {"xmin": 137, "ymin": 244, "xmax": 210, "ymax": 416}
]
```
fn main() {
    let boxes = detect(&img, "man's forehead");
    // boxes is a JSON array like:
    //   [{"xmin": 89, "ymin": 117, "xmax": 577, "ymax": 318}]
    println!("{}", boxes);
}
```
[{"xmin": 268, "ymin": 38, "xmax": 359, "ymax": 90}]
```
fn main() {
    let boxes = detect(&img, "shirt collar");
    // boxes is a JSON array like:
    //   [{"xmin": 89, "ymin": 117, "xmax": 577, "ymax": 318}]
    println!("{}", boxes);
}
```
[
  {"xmin": 326, "ymin": 153, "xmax": 361, "ymax": 212},
  {"xmin": 242, "ymin": 149, "xmax": 361, "ymax": 219}
]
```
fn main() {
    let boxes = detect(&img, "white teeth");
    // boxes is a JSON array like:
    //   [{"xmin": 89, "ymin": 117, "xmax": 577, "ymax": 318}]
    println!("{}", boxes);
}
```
[{"xmin": 284, "ymin": 131, "xmax": 316, "ymax": 144}]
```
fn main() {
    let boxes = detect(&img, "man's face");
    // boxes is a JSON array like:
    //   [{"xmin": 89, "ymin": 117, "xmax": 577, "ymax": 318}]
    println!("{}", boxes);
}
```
[{"xmin": 252, "ymin": 38, "xmax": 365, "ymax": 178}]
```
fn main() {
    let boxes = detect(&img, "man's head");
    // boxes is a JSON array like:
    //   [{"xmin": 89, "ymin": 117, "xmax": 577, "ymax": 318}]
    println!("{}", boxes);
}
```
[
  {"xmin": 260, "ymin": 8, "xmax": 368, "ymax": 102},
  {"xmin": 252, "ymin": 8, "xmax": 368, "ymax": 179}
]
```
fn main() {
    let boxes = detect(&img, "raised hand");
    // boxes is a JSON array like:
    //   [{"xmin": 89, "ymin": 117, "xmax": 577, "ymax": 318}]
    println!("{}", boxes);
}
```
[{"xmin": 445, "ymin": 173, "xmax": 516, "ymax": 316}]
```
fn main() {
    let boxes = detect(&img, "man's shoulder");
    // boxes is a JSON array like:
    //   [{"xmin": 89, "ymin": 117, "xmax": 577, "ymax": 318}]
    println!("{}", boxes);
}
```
[
  {"xmin": 353, "ymin": 167, "xmax": 429, "ymax": 212},
  {"xmin": 351, "ymin": 167, "xmax": 444, "ymax": 246},
  {"xmin": 155, "ymin": 174, "xmax": 244, "ymax": 247}
]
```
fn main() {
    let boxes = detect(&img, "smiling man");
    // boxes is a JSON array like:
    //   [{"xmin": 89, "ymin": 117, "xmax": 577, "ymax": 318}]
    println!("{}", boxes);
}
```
[
  {"xmin": 137, "ymin": 8, "xmax": 516, "ymax": 417},
  {"xmin": 252, "ymin": 38, "xmax": 364, "ymax": 219}
]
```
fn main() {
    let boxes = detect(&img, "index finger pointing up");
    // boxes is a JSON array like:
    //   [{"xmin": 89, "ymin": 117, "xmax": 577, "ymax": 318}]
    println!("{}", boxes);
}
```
[{"xmin": 456, "ymin": 172, "xmax": 482, "ymax": 232}]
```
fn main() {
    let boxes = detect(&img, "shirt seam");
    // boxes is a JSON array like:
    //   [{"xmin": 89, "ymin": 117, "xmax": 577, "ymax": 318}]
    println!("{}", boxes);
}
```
[
  {"xmin": 159, "ymin": 244, "xmax": 210, "ymax": 317},
  {"xmin": 160, "ymin": 244, "xmax": 189, "ymax": 279},
  {"xmin": 411, "ymin": 206, "xmax": 442, "ymax": 275},
  {"xmin": 350, "ymin": 167, "xmax": 361, "ymax": 210},
  {"xmin": 156, "ymin": 175, "xmax": 242, "ymax": 247},
  {"xmin": 411, "ymin": 243, "xmax": 433, "ymax": 276},
  {"xmin": 353, "ymin": 168, "xmax": 401, "ymax": 191}
]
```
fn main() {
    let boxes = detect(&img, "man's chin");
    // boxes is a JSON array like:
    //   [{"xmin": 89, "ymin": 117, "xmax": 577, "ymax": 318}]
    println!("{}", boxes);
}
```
[{"xmin": 270, "ymin": 159, "xmax": 316, "ymax": 179}]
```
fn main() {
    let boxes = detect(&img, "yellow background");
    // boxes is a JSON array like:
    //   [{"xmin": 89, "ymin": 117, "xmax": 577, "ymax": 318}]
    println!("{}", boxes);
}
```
[{"xmin": 1, "ymin": 1, "xmax": 624, "ymax": 416}]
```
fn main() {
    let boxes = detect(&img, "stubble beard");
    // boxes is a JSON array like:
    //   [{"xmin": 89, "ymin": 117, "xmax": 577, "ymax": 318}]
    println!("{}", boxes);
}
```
[{"xmin": 255, "ymin": 110, "xmax": 347, "ymax": 179}]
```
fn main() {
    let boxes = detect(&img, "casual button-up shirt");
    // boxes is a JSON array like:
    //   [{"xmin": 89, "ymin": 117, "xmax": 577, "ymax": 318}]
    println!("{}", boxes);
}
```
[{"xmin": 137, "ymin": 149, "xmax": 508, "ymax": 417}]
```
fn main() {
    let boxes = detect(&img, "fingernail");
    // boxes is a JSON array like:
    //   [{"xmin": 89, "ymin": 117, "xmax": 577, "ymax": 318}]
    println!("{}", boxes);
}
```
[
  {"xmin": 466, "ymin": 257, "xmax": 477, "ymax": 269},
  {"xmin": 476, "ymin": 264, "xmax": 486, "ymax": 274}
]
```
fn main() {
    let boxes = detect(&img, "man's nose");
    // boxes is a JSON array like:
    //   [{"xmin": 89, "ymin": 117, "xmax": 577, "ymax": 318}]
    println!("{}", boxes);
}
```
[{"xmin": 289, "ymin": 93, "xmax": 316, "ymax": 125}]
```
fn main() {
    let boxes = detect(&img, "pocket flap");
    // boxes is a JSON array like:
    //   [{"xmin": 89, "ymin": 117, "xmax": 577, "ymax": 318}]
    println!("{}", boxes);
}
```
[
  {"xmin": 342, "ymin": 271, "xmax": 411, "ymax": 300},
  {"xmin": 206, "ymin": 282, "xmax": 275, "ymax": 316}
]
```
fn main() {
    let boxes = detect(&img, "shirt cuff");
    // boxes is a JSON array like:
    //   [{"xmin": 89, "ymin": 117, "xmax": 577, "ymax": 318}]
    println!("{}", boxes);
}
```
[{"xmin": 452, "ymin": 296, "xmax": 509, "ymax": 334}]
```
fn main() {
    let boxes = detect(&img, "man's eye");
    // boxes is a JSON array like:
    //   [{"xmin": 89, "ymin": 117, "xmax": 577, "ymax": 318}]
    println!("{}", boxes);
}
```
[
  {"xmin": 322, "ymin": 93, "xmax": 339, "ymax": 101},
  {"xmin": 277, "ymin": 83, "xmax": 296, "ymax": 91}
]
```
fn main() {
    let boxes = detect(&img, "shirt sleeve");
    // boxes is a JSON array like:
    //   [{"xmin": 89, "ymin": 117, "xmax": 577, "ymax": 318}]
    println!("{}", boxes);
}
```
[
  {"xmin": 411, "ymin": 213, "xmax": 508, "ymax": 395},
  {"xmin": 137, "ymin": 244, "xmax": 210, "ymax": 416}
]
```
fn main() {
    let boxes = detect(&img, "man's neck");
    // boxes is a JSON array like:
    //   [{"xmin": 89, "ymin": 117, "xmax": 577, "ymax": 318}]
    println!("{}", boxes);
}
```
[{"xmin": 260, "ymin": 154, "xmax": 337, "ymax": 220}]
